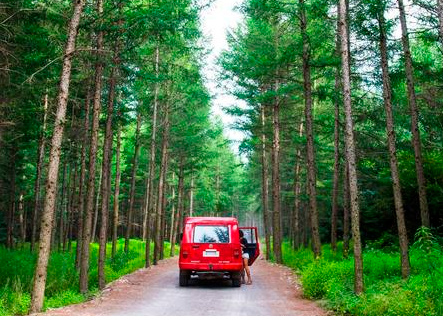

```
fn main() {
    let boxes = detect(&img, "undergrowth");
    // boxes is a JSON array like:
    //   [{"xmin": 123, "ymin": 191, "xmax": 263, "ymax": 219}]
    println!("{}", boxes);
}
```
[
  {"xmin": 282, "ymin": 227, "xmax": 443, "ymax": 316},
  {"xmin": 0, "ymin": 239, "xmax": 176, "ymax": 316}
]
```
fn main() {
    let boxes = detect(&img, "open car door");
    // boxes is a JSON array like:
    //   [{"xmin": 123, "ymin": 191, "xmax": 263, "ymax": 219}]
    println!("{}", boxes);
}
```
[{"xmin": 239, "ymin": 227, "xmax": 260, "ymax": 266}]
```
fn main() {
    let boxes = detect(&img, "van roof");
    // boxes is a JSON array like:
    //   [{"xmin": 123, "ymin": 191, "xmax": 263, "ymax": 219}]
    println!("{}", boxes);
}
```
[{"xmin": 184, "ymin": 216, "xmax": 238, "ymax": 225}]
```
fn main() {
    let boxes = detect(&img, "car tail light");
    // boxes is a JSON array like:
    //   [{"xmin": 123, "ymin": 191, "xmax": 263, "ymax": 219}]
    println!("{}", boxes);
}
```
[
  {"xmin": 182, "ymin": 246, "xmax": 189, "ymax": 259},
  {"xmin": 233, "ymin": 248, "xmax": 240, "ymax": 258}
]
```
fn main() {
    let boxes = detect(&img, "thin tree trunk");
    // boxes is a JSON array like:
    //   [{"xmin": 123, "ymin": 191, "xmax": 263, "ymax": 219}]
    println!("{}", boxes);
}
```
[
  {"xmin": 260, "ymin": 105, "xmax": 271, "ymax": 260},
  {"xmin": 98, "ymin": 52, "xmax": 118, "ymax": 290},
  {"xmin": 91, "ymin": 162, "xmax": 102, "ymax": 242},
  {"xmin": 31, "ymin": 93, "xmax": 48, "ymax": 252},
  {"xmin": 124, "ymin": 112, "xmax": 142, "ymax": 253},
  {"xmin": 331, "ymin": 12, "xmax": 342, "ymax": 253},
  {"xmin": 271, "ymin": 81, "xmax": 282, "ymax": 264},
  {"xmin": 76, "ymin": 88, "xmax": 91, "ymax": 269},
  {"xmin": 438, "ymin": 0, "xmax": 443, "ymax": 49},
  {"xmin": 189, "ymin": 174, "xmax": 194, "ymax": 217},
  {"xmin": 397, "ymin": 0, "xmax": 429, "ymax": 227},
  {"xmin": 58, "ymin": 161, "xmax": 68, "ymax": 251},
  {"xmin": 79, "ymin": 0, "xmax": 104, "ymax": 294},
  {"xmin": 300, "ymin": 0, "xmax": 321, "ymax": 258},
  {"xmin": 378, "ymin": 9, "xmax": 410, "ymax": 278},
  {"xmin": 7, "ymin": 155, "xmax": 16, "ymax": 249},
  {"xmin": 168, "ymin": 172, "xmax": 176, "ymax": 255},
  {"xmin": 339, "ymin": 0, "xmax": 364, "ymax": 294},
  {"xmin": 30, "ymin": 1, "xmax": 85, "ymax": 311},
  {"xmin": 154, "ymin": 106, "xmax": 170, "ymax": 265},
  {"xmin": 343, "ymin": 162, "xmax": 350, "ymax": 258},
  {"xmin": 170, "ymin": 158, "xmax": 184, "ymax": 257},
  {"xmin": 143, "ymin": 45, "xmax": 160, "ymax": 266},
  {"xmin": 293, "ymin": 122, "xmax": 303, "ymax": 249},
  {"xmin": 112, "ymin": 124, "xmax": 122, "ymax": 258},
  {"xmin": 65, "ymin": 160, "xmax": 77, "ymax": 252},
  {"xmin": 18, "ymin": 194, "xmax": 25, "ymax": 246}
]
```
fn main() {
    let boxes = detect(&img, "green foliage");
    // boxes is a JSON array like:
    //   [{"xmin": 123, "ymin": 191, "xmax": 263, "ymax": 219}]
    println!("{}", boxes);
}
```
[
  {"xmin": 282, "ymin": 230, "xmax": 443, "ymax": 316},
  {"xmin": 0, "ymin": 240, "xmax": 175, "ymax": 316}
]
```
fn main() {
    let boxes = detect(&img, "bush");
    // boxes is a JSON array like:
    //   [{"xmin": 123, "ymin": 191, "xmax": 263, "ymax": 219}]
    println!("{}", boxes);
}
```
[
  {"xmin": 280, "ymin": 228, "xmax": 443, "ymax": 316},
  {"xmin": 0, "ymin": 239, "xmax": 176, "ymax": 316}
]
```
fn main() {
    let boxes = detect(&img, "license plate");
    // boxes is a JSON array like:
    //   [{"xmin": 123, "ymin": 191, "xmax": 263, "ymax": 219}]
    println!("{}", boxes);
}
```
[{"xmin": 203, "ymin": 250, "xmax": 219, "ymax": 257}]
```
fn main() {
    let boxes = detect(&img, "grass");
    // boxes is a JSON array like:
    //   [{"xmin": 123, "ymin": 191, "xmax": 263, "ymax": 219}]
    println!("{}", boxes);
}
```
[
  {"xmin": 279, "ymin": 229, "xmax": 443, "ymax": 316},
  {"xmin": 0, "ymin": 239, "xmax": 178, "ymax": 316}
]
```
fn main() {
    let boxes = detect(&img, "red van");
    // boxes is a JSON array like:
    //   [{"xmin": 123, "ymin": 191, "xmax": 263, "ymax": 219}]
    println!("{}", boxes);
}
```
[{"xmin": 178, "ymin": 217, "xmax": 259, "ymax": 287}]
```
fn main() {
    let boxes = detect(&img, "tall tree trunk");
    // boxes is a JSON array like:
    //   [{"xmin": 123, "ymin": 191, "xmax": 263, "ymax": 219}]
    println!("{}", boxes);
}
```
[
  {"xmin": 65, "ymin": 160, "xmax": 77, "ymax": 252},
  {"xmin": 271, "ymin": 80, "xmax": 282, "ymax": 264},
  {"xmin": 31, "ymin": 93, "xmax": 48, "ymax": 252},
  {"xmin": 30, "ymin": 1, "xmax": 85, "ymax": 311},
  {"xmin": 438, "ymin": 0, "xmax": 443, "ymax": 49},
  {"xmin": 58, "ymin": 161, "xmax": 68, "ymax": 251},
  {"xmin": 339, "ymin": 0, "xmax": 364, "ymax": 294},
  {"xmin": 18, "ymin": 194, "xmax": 25, "ymax": 246},
  {"xmin": 343, "ymin": 162, "xmax": 350, "ymax": 258},
  {"xmin": 7, "ymin": 154, "xmax": 16, "ymax": 249},
  {"xmin": 170, "ymin": 158, "xmax": 184, "ymax": 257},
  {"xmin": 91, "ymin": 162, "xmax": 102, "ymax": 243},
  {"xmin": 76, "ymin": 88, "xmax": 91, "ymax": 269},
  {"xmin": 154, "ymin": 106, "xmax": 170, "ymax": 265},
  {"xmin": 260, "ymin": 105, "xmax": 271, "ymax": 260},
  {"xmin": 189, "ymin": 174, "xmax": 194, "ymax": 217},
  {"xmin": 168, "ymin": 172, "xmax": 176, "ymax": 255},
  {"xmin": 98, "ymin": 52, "xmax": 119, "ymax": 289},
  {"xmin": 397, "ymin": 0, "xmax": 429, "ymax": 227},
  {"xmin": 143, "ymin": 45, "xmax": 160, "ymax": 266},
  {"xmin": 331, "ymin": 12, "xmax": 342, "ymax": 253},
  {"xmin": 378, "ymin": 9, "xmax": 410, "ymax": 278},
  {"xmin": 293, "ymin": 122, "xmax": 303, "ymax": 249},
  {"xmin": 79, "ymin": 0, "xmax": 104, "ymax": 294},
  {"xmin": 300, "ymin": 0, "xmax": 321, "ymax": 258},
  {"xmin": 112, "ymin": 124, "xmax": 122, "ymax": 258},
  {"xmin": 124, "ymin": 112, "xmax": 142, "ymax": 253}
]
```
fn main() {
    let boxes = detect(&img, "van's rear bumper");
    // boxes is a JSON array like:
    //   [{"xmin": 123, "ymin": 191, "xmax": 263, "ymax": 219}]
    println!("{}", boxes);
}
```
[{"xmin": 179, "ymin": 262, "xmax": 242, "ymax": 272}]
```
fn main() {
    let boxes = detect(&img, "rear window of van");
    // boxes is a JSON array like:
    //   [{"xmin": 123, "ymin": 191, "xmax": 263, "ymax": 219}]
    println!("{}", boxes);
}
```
[{"xmin": 193, "ymin": 225, "xmax": 229, "ymax": 243}]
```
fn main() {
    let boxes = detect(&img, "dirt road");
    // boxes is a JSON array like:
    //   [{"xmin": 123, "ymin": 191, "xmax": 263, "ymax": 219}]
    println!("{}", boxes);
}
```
[{"xmin": 39, "ymin": 257, "xmax": 326, "ymax": 316}]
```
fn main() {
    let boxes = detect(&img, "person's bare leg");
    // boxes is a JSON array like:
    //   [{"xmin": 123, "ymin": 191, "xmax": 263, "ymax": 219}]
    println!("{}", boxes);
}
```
[{"xmin": 243, "ymin": 258, "xmax": 252, "ymax": 284}]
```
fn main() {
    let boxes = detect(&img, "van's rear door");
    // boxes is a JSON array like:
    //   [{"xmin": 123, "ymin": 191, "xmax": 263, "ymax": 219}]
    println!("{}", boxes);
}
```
[
  {"xmin": 190, "ymin": 225, "xmax": 232, "ymax": 264},
  {"xmin": 239, "ymin": 227, "xmax": 260, "ymax": 265}
]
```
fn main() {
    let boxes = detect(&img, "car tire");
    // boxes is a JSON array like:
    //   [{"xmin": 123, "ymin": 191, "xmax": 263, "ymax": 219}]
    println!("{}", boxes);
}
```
[
  {"xmin": 179, "ymin": 270, "xmax": 189, "ymax": 286},
  {"xmin": 231, "ymin": 272, "xmax": 241, "ymax": 287}
]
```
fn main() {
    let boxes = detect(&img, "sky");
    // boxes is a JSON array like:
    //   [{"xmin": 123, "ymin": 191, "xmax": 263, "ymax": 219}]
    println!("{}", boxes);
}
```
[{"xmin": 200, "ymin": 0, "xmax": 247, "ymax": 156}]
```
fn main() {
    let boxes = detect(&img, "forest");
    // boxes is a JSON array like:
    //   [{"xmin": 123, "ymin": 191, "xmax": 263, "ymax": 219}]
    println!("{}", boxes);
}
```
[{"xmin": 0, "ymin": 0, "xmax": 442, "ymax": 315}]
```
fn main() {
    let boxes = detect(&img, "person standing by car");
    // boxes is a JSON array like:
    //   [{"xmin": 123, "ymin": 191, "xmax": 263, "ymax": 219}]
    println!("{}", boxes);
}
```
[{"xmin": 239, "ymin": 230, "xmax": 252, "ymax": 285}]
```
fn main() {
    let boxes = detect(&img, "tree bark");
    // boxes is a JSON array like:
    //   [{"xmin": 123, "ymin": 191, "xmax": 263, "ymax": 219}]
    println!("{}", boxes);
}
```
[
  {"xmin": 75, "ymin": 88, "xmax": 91, "ymax": 269},
  {"xmin": 293, "ymin": 122, "xmax": 303, "ymax": 249},
  {"xmin": 31, "ymin": 93, "xmax": 48, "ymax": 252},
  {"xmin": 438, "ymin": 0, "xmax": 443, "ymax": 49},
  {"xmin": 377, "ymin": 9, "xmax": 410, "ymax": 278},
  {"xmin": 189, "ymin": 174, "xmax": 194, "ymax": 217},
  {"xmin": 271, "ymin": 81, "xmax": 282, "ymax": 264},
  {"xmin": 98, "ymin": 52, "xmax": 119, "ymax": 290},
  {"xmin": 397, "ymin": 0, "xmax": 429, "ymax": 227},
  {"xmin": 339, "ymin": 0, "xmax": 364, "ymax": 294},
  {"xmin": 112, "ymin": 124, "xmax": 122, "ymax": 258},
  {"xmin": 79, "ymin": 0, "xmax": 104, "ymax": 294},
  {"xmin": 260, "ymin": 105, "xmax": 271, "ymax": 260},
  {"xmin": 331, "ymin": 12, "xmax": 342, "ymax": 253},
  {"xmin": 343, "ymin": 162, "xmax": 350, "ymax": 258},
  {"xmin": 7, "ymin": 152, "xmax": 16, "ymax": 249},
  {"xmin": 170, "ymin": 158, "xmax": 184, "ymax": 257},
  {"xmin": 168, "ymin": 172, "xmax": 176, "ymax": 256},
  {"xmin": 154, "ymin": 106, "xmax": 170, "ymax": 265},
  {"xmin": 143, "ymin": 44, "xmax": 160, "ymax": 266},
  {"xmin": 58, "ymin": 161, "xmax": 68, "ymax": 251},
  {"xmin": 91, "ymin": 163, "xmax": 102, "ymax": 243},
  {"xmin": 124, "ymin": 112, "xmax": 142, "ymax": 253},
  {"xmin": 30, "ymin": 0, "xmax": 85, "ymax": 311},
  {"xmin": 300, "ymin": 0, "xmax": 321, "ymax": 258}
]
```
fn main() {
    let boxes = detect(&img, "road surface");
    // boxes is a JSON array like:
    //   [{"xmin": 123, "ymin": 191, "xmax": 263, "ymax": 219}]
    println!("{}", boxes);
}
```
[{"xmin": 38, "ymin": 257, "xmax": 327, "ymax": 316}]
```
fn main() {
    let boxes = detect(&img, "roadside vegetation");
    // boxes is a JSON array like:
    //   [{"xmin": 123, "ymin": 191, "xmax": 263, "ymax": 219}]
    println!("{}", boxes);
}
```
[
  {"xmin": 0, "ymin": 240, "xmax": 175, "ymax": 316},
  {"xmin": 280, "ymin": 227, "xmax": 443, "ymax": 316}
]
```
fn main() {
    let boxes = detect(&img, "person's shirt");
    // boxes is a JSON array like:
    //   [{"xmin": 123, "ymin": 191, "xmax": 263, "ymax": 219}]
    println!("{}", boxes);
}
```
[{"xmin": 240, "ymin": 237, "xmax": 248, "ymax": 252}]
